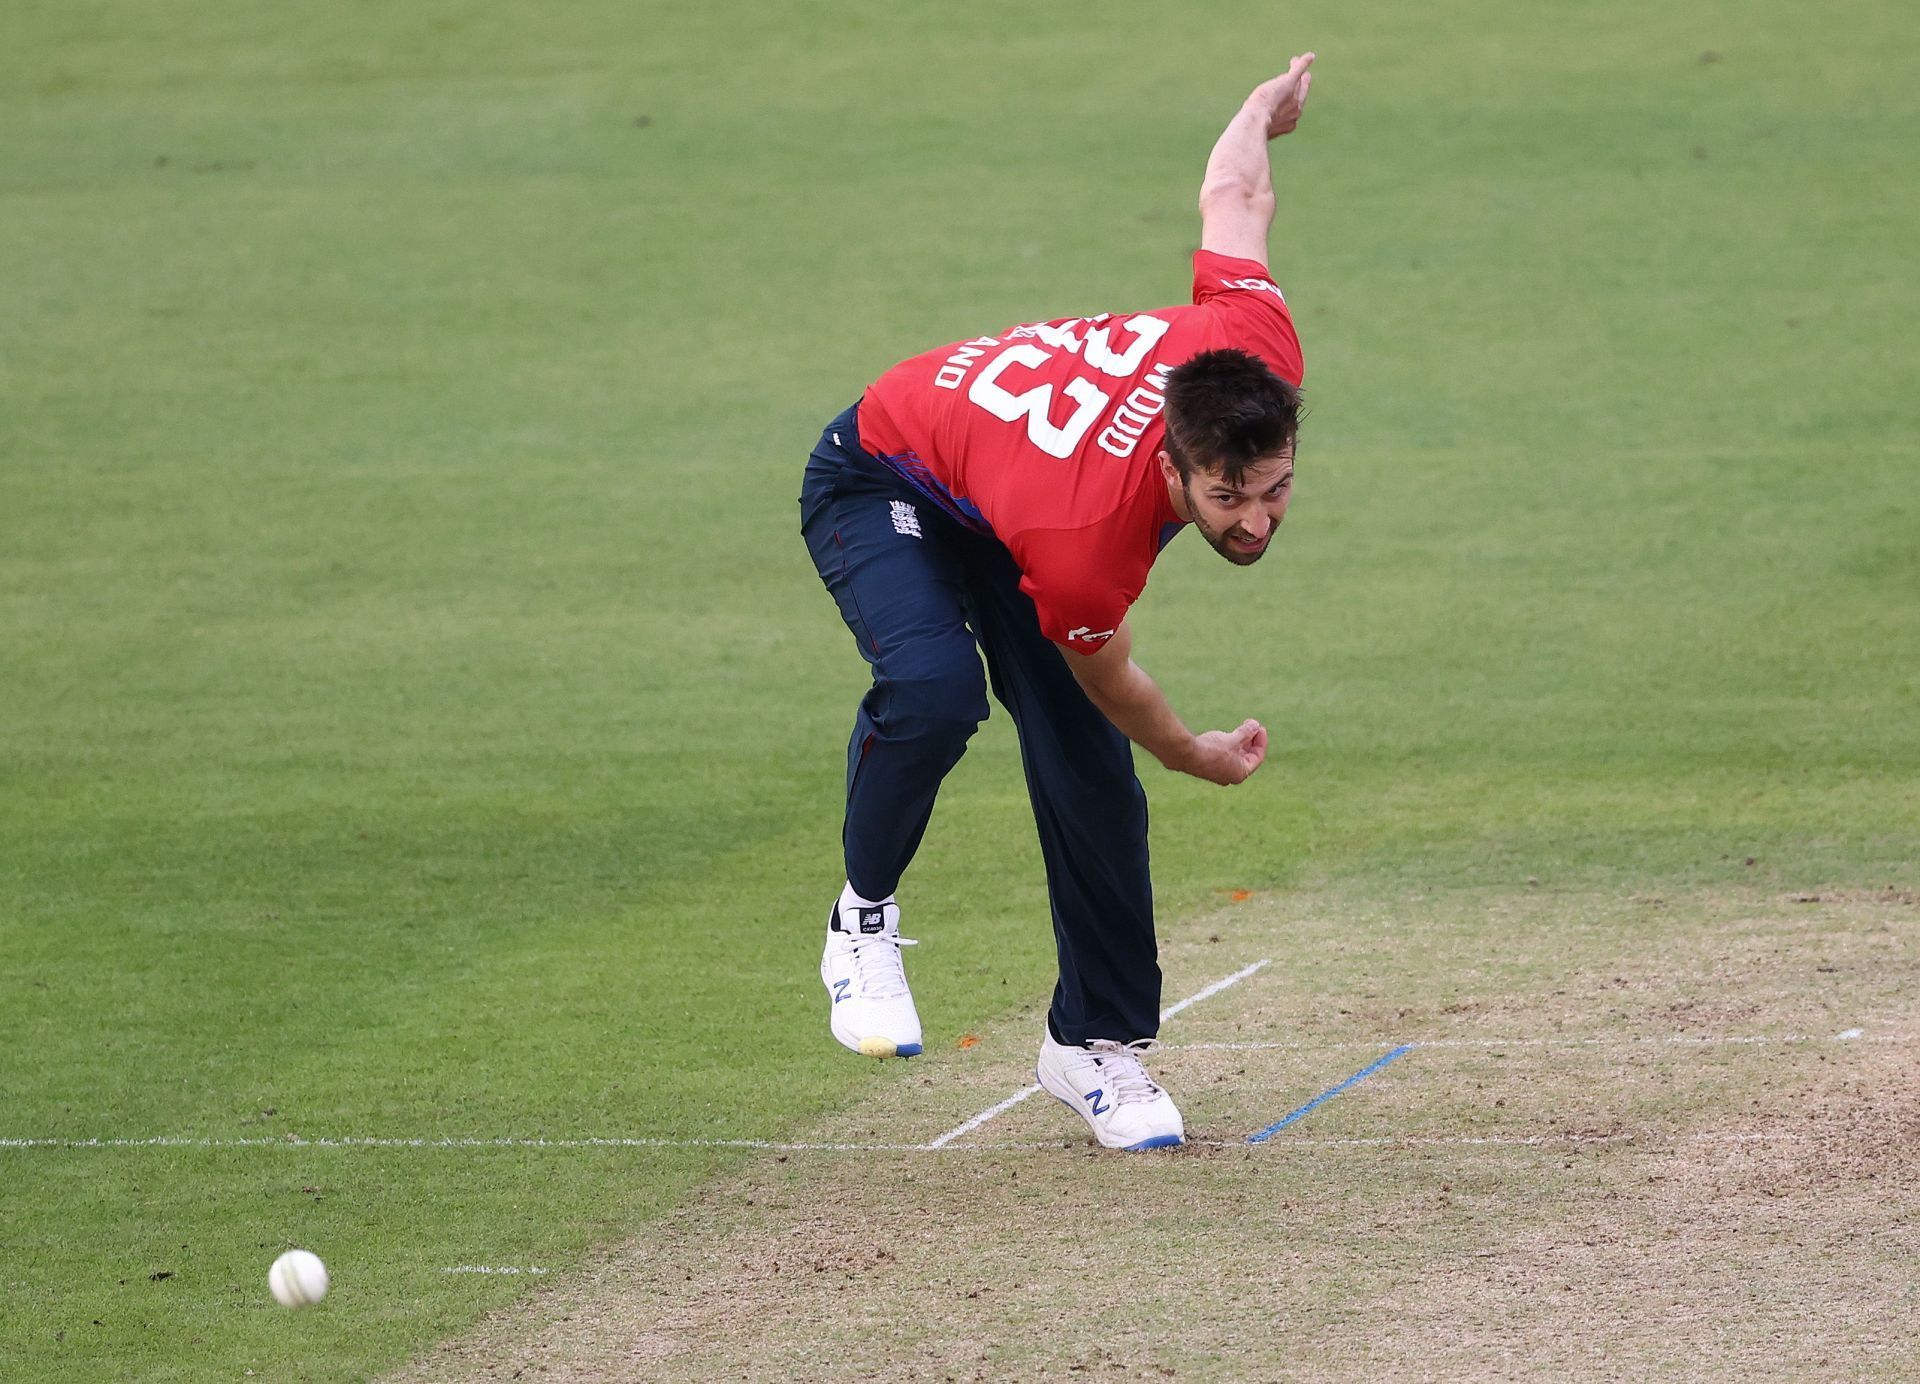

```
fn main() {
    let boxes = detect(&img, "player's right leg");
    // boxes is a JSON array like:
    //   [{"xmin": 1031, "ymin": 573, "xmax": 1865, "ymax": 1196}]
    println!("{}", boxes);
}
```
[
  {"xmin": 799, "ymin": 407, "xmax": 988, "ymax": 1058},
  {"xmin": 949, "ymin": 532, "xmax": 1182, "ymax": 1146}
]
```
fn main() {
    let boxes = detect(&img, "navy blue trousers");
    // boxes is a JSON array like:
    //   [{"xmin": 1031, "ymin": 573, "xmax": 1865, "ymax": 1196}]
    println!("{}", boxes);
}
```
[{"xmin": 799, "ymin": 405, "xmax": 1161, "ymax": 1043}]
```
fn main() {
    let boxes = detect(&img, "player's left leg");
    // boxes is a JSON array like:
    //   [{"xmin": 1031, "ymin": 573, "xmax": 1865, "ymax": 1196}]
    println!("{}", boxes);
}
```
[
  {"xmin": 951, "ymin": 536, "xmax": 1182, "ymax": 1148},
  {"xmin": 799, "ymin": 408, "xmax": 989, "ymax": 1059}
]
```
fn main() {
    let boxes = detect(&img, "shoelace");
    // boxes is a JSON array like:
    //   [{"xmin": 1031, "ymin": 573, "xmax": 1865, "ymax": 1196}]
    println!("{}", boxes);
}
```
[
  {"xmin": 847, "ymin": 934, "xmax": 918, "ymax": 1000},
  {"xmin": 1084, "ymin": 1038, "xmax": 1165, "ymax": 1106}
]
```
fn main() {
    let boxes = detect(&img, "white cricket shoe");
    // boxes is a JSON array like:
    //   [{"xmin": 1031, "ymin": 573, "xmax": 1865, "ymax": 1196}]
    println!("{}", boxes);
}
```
[
  {"xmin": 821, "ymin": 886, "xmax": 923, "ymax": 1058},
  {"xmin": 1036, "ymin": 1029, "xmax": 1185, "ymax": 1150}
]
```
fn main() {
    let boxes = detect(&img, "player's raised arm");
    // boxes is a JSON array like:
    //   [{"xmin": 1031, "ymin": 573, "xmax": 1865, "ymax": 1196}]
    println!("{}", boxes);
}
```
[{"xmin": 1197, "ymin": 52, "xmax": 1316, "ymax": 268}]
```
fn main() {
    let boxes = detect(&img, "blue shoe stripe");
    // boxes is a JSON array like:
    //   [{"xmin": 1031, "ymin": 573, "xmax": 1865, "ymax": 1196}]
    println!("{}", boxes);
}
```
[
  {"xmin": 1123, "ymin": 1133, "xmax": 1184, "ymax": 1151},
  {"xmin": 895, "ymin": 1043, "xmax": 922, "ymax": 1057}
]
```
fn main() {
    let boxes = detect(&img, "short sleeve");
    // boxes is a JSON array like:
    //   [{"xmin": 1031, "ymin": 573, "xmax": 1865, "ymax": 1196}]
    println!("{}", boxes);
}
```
[
  {"xmin": 1006, "ymin": 527, "xmax": 1132, "ymax": 654},
  {"xmin": 1190, "ymin": 250, "xmax": 1304, "ymax": 386}
]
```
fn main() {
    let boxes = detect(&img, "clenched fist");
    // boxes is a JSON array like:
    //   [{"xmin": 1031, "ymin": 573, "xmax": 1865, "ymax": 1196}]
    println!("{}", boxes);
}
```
[{"xmin": 1181, "ymin": 719, "xmax": 1269, "ymax": 786}]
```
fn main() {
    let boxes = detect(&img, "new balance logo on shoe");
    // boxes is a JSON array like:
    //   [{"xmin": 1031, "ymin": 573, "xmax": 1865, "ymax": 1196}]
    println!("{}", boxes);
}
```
[
  {"xmin": 889, "ymin": 501, "xmax": 922, "ymax": 538},
  {"xmin": 1037, "ymin": 1031, "xmax": 1184, "ymax": 1150},
  {"xmin": 823, "ymin": 889, "xmax": 923, "ymax": 1059}
]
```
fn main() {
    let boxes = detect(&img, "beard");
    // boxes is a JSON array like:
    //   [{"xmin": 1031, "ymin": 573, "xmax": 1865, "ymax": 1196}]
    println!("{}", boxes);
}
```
[{"xmin": 1184, "ymin": 479, "xmax": 1272, "ymax": 566}]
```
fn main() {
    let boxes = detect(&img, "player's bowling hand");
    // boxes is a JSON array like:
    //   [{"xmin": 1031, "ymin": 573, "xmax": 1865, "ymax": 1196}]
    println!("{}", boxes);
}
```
[
  {"xmin": 1186, "ymin": 719, "xmax": 1269, "ymax": 786},
  {"xmin": 1253, "ymin": 52, "xmax": 1315, "ymax": 139}
]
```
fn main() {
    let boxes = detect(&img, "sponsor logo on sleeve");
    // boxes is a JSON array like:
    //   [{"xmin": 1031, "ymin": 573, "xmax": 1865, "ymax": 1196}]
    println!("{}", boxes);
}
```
[
  {"xmin": 1221, "ymin": 275, "xmax": 1287, "ymax": 305},
  {"xmin": 1067, "ymin": 625, "xmax": 1117, "ymax": 648}
]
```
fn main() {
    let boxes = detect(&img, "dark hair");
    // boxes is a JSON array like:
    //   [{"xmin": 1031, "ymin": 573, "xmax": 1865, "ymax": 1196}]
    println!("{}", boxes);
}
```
[{"xmin": 1162, "ymin": 348, "xmax": 1301, "ymax": 486}]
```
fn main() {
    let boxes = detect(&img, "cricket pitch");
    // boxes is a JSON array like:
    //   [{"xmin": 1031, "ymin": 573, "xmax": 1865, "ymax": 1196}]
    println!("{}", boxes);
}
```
[{"xmin": 394, "ymin": 887, "xmax": 1917, "ymax": 1381}]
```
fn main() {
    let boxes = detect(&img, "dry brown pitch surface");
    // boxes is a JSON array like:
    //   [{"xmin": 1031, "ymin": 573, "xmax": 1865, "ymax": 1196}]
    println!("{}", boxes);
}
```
[{"xmin": 395, "ymin": 888, "xmax": 1917, "ymax": 1381}]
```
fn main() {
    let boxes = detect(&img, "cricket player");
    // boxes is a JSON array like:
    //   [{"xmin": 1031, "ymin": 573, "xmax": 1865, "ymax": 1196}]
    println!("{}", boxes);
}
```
[{"xmin": 799, "ymin": 54, "xmax": 1315, "ymax": 1149}]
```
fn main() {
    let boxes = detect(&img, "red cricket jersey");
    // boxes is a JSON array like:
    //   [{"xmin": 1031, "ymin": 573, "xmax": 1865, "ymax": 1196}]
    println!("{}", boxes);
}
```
[{"xmin": 857, "ymin": 250, "xmax": 1303, "ymax": 654}]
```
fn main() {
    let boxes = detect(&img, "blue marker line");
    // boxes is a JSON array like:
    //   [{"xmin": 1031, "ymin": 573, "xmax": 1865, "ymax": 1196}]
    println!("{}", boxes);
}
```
[{"xmin": 1246, "ymin": 1044, "xmax": 1415, "ymax": 1144}]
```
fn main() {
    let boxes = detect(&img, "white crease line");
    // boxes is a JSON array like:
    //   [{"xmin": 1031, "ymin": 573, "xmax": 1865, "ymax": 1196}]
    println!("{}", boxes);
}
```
[
  {"xmin": 0, "ymin": 1133, "xmax": 1073, "ymax": 1154},
  {"xmin": 920, "ymin": 1085, "xmax": 1044, "ymax": 1151},
  {"xmin": 1167, "ymin": 1030, "xmax": 1911, "ymax": 1053},
  {"xmin": 0, "ymin": 1136, "xmax": 939, "ymax": 1153},
  {"xmin": 922, "ymin": 957, "xmax": 1271, "ymax": 1151},
  {"xmin": 1158, "ymin": 958, "xmax": 1272, "ymax": 1021},
  {"xmin": 442, "ymin": 1266, "xmax": 548, "ymax": 1276},
  {"xmin": 0, "ymin": 1130, "xmax": 1815, "ymax": 1155}
]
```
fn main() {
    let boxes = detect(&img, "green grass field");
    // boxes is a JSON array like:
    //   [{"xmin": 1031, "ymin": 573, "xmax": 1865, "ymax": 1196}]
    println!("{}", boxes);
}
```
[{"xmin": 3, "ymin": 0, "xmax": 1915, "ymax": 1378}]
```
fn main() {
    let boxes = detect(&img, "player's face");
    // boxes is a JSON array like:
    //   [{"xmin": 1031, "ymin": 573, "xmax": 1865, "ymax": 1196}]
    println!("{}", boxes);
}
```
[{"xmin": 1173, "ymin": 451, "xmax": 1295, "ymax": 566}]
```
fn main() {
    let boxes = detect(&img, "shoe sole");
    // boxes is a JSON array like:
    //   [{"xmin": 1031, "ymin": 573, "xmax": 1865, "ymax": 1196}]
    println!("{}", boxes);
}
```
[
  {"xmin": 830, "ymin": 1023, "xmax": 922, "ymax": 1059},
  {"xmin": 1124, "ymin": 1133, "xmax": 1183, "ymax": 1150},
  {"xmin": 1036, "ymin": 1069, "xmax": 1184, "ymax": 1151},
  {"xmin": 854, "ymin": 1037, "xmax": 922, "ymax": 1059}
]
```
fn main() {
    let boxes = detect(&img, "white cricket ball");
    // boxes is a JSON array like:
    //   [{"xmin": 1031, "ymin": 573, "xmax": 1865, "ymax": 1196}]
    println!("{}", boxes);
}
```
[{"xmin": 268, "ymin": 1249, "xmax": 329, "ymax": 1308}]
